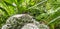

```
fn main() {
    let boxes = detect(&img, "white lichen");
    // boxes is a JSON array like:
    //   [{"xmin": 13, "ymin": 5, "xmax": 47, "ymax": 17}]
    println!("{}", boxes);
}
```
[{"xmin": 1, "ymin": 14, "xmax": 49, "ymax": 29}]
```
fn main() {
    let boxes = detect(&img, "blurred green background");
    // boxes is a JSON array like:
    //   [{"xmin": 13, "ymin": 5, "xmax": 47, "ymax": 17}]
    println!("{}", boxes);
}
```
[{"xmin": 0, "ymin": 0, "xmax": 60, "ymax": 29}]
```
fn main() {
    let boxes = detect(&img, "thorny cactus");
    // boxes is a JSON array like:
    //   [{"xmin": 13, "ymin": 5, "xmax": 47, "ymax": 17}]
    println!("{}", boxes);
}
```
[{"xmin": 1, "ymin": 14, "xmax": 49, "ymax": 29}]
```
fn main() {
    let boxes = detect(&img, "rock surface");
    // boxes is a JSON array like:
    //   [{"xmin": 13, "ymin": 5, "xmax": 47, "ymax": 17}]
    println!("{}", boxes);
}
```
[{"xmin": 1, "ymin": 14, "xmax": 49, "ymax": 29}]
